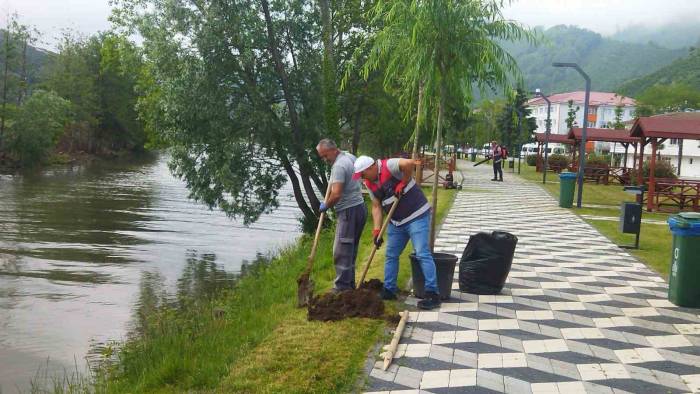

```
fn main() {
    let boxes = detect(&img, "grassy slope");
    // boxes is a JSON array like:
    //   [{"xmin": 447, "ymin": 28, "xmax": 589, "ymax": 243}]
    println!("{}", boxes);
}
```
[
  {"xmin": 517, "ymin": 164, "xmax": 673, "ymax": 277},
  {"xmin": 99, "ymin": 187, "xmax": 456, "ymax": 393},
  {"xmin": 219, "ymin": 187, "xmax": 456, "ymax": 393}
]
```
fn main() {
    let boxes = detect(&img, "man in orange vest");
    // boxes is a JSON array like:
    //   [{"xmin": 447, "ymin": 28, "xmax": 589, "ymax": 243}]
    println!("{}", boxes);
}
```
[{"xmin": 353, "ymin": 156, "xmax": 441, "ymax": 310}]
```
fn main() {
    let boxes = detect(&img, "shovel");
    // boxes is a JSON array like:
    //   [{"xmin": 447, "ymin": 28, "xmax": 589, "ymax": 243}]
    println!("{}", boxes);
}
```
[
  {"xmin": 297, "ymin": 186, "xmax": 333, "ymax": 308},
  {"xmin": 358, "ymin": 196, "xmax": 401, "ymax": 286}
]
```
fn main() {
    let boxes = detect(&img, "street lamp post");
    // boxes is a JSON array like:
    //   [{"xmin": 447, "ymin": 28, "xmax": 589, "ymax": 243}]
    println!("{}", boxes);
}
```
[
  {"xmin": 553, "ymin": 62, "xmax": 591, "ymax": 208},
  {"xmin": 533, "ymin": 89, "xmax": 551, "ymax": 184}
]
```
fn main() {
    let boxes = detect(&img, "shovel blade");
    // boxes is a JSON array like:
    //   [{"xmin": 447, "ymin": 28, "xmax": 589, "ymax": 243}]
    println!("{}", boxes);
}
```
[{"xmin": 296, "ymin": 273, "xmax": 314, "ymax": 308}]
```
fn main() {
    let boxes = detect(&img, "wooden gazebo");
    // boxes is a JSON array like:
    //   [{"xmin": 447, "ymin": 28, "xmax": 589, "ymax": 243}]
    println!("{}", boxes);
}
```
[
  {"xmin": 567, "ymin": 128, "xmax": 641, "ymax": 185},
  {"xmin": 534, "ymin": 132, "xmax": 574, "ymax": 172},
  {"xmin": 630, "ymin": 112, "xmax": 700, "ymax": 212}
]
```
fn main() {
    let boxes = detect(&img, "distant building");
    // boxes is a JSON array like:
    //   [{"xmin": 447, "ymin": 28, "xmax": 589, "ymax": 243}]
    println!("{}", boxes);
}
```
[
  {"xmin": 527, "ymin": 91, "xmax": 637, "ymax": 135},
  {"xmin": 623, "ymin": 112, "xmax": 700, "ymax": 179}
]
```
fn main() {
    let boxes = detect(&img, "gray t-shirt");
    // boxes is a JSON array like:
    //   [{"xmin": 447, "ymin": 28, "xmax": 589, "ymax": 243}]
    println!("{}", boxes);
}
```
[{"xmin": 330, "ymin": 152, "xmax": 365, "ymax": 212}]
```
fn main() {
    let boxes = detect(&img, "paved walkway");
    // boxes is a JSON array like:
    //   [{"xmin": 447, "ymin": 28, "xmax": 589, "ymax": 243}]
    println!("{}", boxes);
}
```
[{"xmin": 364, "ymin": 161, "xmax": 700, "ymax": 394}]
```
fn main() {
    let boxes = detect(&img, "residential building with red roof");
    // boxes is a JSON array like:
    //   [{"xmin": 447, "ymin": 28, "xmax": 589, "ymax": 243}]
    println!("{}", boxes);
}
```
[{"xmin": 527, "ymin": 91, "xmax": 637, "ymax": 135}]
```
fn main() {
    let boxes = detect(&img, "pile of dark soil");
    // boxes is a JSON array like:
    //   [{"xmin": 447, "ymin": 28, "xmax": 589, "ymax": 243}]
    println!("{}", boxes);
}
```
[
  {"xmin": 307, "ymin": 280, "xmax": 385, "ymax": 322},
  {"xmin": 358, "ymin": 278, "xmax": 383, "ymax": 292}
]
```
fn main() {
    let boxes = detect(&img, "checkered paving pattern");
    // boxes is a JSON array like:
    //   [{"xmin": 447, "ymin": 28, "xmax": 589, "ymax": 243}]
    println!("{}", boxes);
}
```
[{"xmin": 365, "ymin": 163, "xmax": 700, "ymax": 394}]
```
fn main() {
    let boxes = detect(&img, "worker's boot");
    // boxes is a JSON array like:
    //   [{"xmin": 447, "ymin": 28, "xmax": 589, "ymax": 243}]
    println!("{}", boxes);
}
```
[
  {"xmin": 381, "ymin": 288, "xmax": 397, "ymax": 300},
  {"xmin": 417, "ymin": 291, "xmax": 441, "ymax": 310}
]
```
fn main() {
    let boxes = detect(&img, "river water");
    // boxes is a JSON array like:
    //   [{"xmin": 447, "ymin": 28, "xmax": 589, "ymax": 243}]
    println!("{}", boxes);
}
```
[{"xmin": 0, "ymin": 153, "xmax": 300, "ymax": 391}]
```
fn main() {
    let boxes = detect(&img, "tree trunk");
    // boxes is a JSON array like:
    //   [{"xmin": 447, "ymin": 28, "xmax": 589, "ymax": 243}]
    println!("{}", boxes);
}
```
[
  {"xmin": 0, "ymin": 27, "xmax": 10, "ymax": 150},
  {"xmin": 319, "ymin": 0, "xmax": 338, "ymax": 138},
  {"xmin": 17, "ymin": 40, "xmax": 26, "ymax": 105},
  {"xmin": 412, "ymin": 82, "xmax": 425, "ymax": 182},
  {"xmin": 279, "ymin": 150, "xmax": 316, "ymax": 223},
  {"xmin": 261, "ymin": 0, "xmax": 320, "ymax": 212},
  {"xmin": 429, "ymin": 83, "xmax": 445, "ymax": 251},
  {"xmin": 351, "ymin": 91, "xmax": 364, "ymax": 155}
]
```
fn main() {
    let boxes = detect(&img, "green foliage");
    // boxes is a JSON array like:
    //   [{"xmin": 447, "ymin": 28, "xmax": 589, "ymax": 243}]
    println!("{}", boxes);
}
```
[
  {"xmin": 5, "ymin": 90, "xmax": 71, "ymax": 165},
  {"xmin": 358, "ymin": 0, "xmax": 534, "ymax": 121},
  {"xmin": 611, "ymin": 21, "xmax": 700, "ymax": 50},
  {"xmin": 634, "ymin": 83, "xmax": 700, "ymax": 115},
  {"xmin": 42, "ymin": 32, "xmax": 146, "ymax": 153},
  {"xmin": 609, "ymin": 105, "xmax": 625, "ymax": 129},
  {"xmin": 631, "ymin": 159, "xmax": 678, "ymax": 180},
  {"xmin": 617, "ymin": 48, "xmax": 700, "ymax": 98},
  {"xmin": 467, "ymin": 99, "xmax": 505, "ymax": 147},
  {"xmin": 526, "ymin": 154, "xmax": 537, "ymax": 166},
  {"xmin": 566, "ymin": 100, "xmax": 579, "ymax": 129},
  {"xmin": 500, "ymin": 25, "xmax": 686, "ymax": 95},
  {"xmin": 497, "ymin": 88, "xmax": 536, "ymax": 152},
  {"xmin": 547, "ymin": 153, "xmax": 570, "ymax": 170},
  {"xmin": 585, "ymin": 153, "xmax": 609, "ymax": 167},
  {"xmin": 111, "ymin": 0, "xmax": 333, "ymax": 226}
]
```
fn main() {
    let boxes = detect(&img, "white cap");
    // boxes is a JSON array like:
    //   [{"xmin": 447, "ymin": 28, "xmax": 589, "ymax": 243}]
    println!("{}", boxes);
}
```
[{"xmin": 352, "ymin": 155, "xmax": 375, "ymax": 180}]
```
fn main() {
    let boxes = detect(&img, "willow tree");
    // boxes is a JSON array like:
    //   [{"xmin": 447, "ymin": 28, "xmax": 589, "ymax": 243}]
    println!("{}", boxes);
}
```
[
  {"xmin": 111, "ymin": 0, "xmax": 332, "ymax": 228},
  {"xmin": 360, "ymin": 0, "xmax": 535, "ymax": 248}
]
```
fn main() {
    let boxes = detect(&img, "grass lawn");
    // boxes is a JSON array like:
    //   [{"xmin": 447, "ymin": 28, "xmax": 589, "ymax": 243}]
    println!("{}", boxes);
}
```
[
  {"xmin": 516, "ymin": 163, "xmax": 673, "ymax": 278},
  {"xmin": 93, "ymin": 187, "xmax": 456, "ymax": 394},
  {"xmin": 517, "ymin": 162, "xmax": 636, "ymax": 207}
]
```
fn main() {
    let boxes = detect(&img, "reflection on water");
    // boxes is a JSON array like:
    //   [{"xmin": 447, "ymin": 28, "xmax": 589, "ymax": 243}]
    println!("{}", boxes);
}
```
[{"xmin": 0, "ymin": 153, "xmax": 299, "ymax": 392}]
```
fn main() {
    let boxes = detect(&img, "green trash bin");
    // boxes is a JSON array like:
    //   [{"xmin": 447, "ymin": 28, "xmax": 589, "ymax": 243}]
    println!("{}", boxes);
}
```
[
  {"xmin": 471, "ymin": 152, "xmax": 477, "ymax": 162},
  {"xmin": 667, "ymin": 212, "xmax": 700, "ymax": 307},
  {"xmin": 559, "ymin": 172, "xmax": 577, "ymax": 208}
]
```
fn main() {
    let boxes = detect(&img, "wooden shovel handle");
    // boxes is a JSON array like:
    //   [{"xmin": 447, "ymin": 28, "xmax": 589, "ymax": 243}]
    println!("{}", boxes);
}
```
[
  {"xmin": 358, "ymin": 196, "xmax": 401, "ymax": 285},
  {"xmin": 305, "ymin": 185, "xmax": 333, "ymax": 272}
]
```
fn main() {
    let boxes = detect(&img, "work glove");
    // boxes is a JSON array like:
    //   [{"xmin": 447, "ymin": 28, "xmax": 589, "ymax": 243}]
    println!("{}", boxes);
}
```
[
  {"xmin": 394, "ymin": 180, "xmax": 407, "ymax": 196},
  {"xmin": 319, "ymin": 202, "xmax": 329, "ymax": 213},
  {"xmin": 372, "ymin": 228, "xmax": 383, "ymax": 248}
]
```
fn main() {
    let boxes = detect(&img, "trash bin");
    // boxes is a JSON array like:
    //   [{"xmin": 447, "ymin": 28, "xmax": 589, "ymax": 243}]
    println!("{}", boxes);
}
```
[
  {"xmin": 458, "ymin": 231, "xmax": 518, "ymax": 294},
  {"xmin": 559, "ymin": 172, "xmax": 577, "ymax": 208},
  {"xmin": 471, "ymin": 152, "xmax": 477, "ymax": 162},
  {"xmin": 508, "ymin": 158, "xmax": 514, "ymax": 169},
  {"xmin": 667, "ymin": 212, "xmax": 700, "ymax": 307},
  {"xmin": 411, "ymin": 252, "xmax": 458, "ymax": 300}
]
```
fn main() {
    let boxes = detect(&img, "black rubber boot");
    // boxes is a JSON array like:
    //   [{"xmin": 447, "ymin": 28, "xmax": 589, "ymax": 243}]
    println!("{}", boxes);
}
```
[
  {"xmin": 417, "ymin": 291, "xmax": 441, "ymax": 310},
  {"xmin": 381, "ymin": 288, "xmax": 397, "ymax": 300}
]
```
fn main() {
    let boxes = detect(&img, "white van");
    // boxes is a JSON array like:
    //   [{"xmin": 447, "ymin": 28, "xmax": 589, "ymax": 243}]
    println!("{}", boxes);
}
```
[{"xmin": 520, "ymin": 143, "xmax": 539, "ymax": 157}]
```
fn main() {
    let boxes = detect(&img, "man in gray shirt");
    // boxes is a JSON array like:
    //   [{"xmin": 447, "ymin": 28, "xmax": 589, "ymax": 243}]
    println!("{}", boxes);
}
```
[{"xmin": 316, "ymin": 139, "xmax": 367, "ymax": 291}]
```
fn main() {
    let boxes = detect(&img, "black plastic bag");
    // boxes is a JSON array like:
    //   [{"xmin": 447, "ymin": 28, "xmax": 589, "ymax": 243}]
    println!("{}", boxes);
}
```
[{"xmin": 458, "ymin": 231, "xmax": 518, "ymax": 295}]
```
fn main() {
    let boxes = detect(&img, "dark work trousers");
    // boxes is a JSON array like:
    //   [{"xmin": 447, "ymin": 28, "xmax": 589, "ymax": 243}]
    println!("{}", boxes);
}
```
[
  {"xmin": 333, "ymin": 203, "xmax": 367, "ymax": 290},
  {"xmin": 493, "ymin": 159, "xmax": 503, "ymax": 180}
]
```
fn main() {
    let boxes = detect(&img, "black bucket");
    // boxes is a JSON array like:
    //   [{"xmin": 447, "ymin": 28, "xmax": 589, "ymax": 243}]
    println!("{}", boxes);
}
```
[{"xmin": 410, "ymin": 252, "xmax": 458, "ymax": 300}]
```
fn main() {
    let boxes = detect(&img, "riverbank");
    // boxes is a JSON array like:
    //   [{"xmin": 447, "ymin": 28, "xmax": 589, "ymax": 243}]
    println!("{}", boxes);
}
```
[
  {"xmin": 0, "ymin": 153, "xmax": 300, "ymax": 392},
  {"xmin": 0, "ymin": 148, "xmax": 149, "ymax": 172},
  {"xmin": 72, "ymin": 187, "xmax": 456, "ymax": 393}
]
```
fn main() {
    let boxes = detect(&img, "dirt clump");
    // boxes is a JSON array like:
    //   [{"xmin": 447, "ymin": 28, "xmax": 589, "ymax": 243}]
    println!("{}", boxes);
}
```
[
  {"xmin": 307, "ymin": 288, "xmax": 384, "ymax": 322},
  {"xmin": 358, "ymin": 278, "xmax": 383, "ymax": 292}
]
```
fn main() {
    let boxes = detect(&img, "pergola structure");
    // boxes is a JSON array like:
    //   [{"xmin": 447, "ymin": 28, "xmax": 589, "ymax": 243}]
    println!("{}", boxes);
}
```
[
  {"xmin": 534, "ymin": 132, "xmax": 574, "ymax": 172},
  {"xmin": 567, "ymin": 128, "xmax": 641, "ymax": 185},
  {"xmin": 630, "ymin": 112, "xmax": 700, "ymax": 212}
]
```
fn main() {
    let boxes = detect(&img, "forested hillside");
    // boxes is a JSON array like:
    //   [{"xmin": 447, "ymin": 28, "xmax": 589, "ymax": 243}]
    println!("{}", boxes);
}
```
[
  {"xmin": 617, "ymin": 48, "xmax": 700, "ymax": 97},
  {"xmin": 0, "ymin": 29, "xmax": 50, "ymax": 83},
  {"xmin": 611, "ymin": 20, "xmax": 700, "ymax": 50},
  {"xmin": 501, "ymin": 25, "xmax": 686, "ymax": 94}
]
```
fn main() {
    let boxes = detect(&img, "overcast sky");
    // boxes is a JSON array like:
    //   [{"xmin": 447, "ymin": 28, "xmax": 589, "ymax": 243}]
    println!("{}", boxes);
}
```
[{"xmin": 1, "ymin": 0, "xmax": 700, "ymax": 50}]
